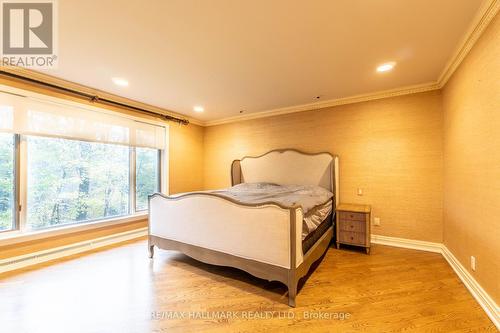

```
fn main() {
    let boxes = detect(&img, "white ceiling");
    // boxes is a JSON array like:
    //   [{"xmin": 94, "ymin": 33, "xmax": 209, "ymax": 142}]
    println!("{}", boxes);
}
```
[{"xmin": 42, "ymin": 0, "xmax": 487, "ymax": 122}]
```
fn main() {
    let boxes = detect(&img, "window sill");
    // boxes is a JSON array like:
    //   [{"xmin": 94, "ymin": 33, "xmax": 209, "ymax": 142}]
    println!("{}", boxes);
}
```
[{"xmin": 0, "ymin": 213, "xmax": 148, "ymax": 247}]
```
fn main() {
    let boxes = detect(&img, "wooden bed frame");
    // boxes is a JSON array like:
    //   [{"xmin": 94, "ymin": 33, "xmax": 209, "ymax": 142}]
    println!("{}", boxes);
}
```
[{"xmin": 148, "ymin": 149, "xmax": 339, "ymax": 307}]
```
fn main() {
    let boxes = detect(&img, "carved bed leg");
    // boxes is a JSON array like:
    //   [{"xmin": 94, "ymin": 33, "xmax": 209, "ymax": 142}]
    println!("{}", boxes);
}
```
[{"xmin": 148, "ymin": 244, "xmax": 154, "ymax": 258}]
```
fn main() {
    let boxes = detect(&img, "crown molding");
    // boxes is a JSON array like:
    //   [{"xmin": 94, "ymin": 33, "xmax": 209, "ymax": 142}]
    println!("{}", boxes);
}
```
[
  {"xmin": 437, "ymin": 0, "xmax": 499, "ymax": 87},
  {"xmin": 205, "ymin": 82, "xmax": 440, "ymax": 126},
  {"xmin": 205, "ymin": 0, "xmax": 499, "ymax": 127},
  {"xmin": 2, "ymin": 1, "xmax": 497, "ymax": 128}
]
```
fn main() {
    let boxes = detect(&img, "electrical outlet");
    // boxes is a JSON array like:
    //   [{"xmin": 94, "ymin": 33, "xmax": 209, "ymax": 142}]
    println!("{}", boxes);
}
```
[
  {"xmin": 471, "ymin": 256, "xmax": 476, "ymax": 271},
  {"xmin": 357, "ymin": 188, "xmax": 363, "ymax": 196},
  {"xmin": 373, "ymin": 217, "xmax": 381, "ymax": 226}
]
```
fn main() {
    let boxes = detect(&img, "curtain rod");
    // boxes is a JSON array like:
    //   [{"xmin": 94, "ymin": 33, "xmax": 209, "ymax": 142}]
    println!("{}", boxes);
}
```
[{"xmin": 0, "ymin": 69, "xmax": 189, "ymax": 125}]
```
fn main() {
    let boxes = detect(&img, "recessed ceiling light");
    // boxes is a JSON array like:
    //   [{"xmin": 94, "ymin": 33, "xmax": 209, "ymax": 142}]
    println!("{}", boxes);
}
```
[
  {"xmin": 112, "ymin": 77, "xmax": 129, "ymax": 86},
  {"xmin": 193, "ymin": 106, "xmax": 204, "ymax": 113},
  {"xmin": 376, "ymin": 62, "xmax": 396, "ymax": 73}
]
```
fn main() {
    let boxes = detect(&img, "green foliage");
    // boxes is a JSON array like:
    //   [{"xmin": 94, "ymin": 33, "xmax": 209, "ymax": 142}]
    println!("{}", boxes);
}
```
[
  {"xmin": 0, "ymin": 134, "xmax": 160, "ymax": 231},
  {"xmin": 27, "ymin": 136, "xmax": 130, "ymax": 230},
  {"xmin": 0, "ymin": 133, "xmax": 14, "ymax": 231},
  {"xmin": 136, "ymin": 148, "xmax": 159, "ymax": 210}
]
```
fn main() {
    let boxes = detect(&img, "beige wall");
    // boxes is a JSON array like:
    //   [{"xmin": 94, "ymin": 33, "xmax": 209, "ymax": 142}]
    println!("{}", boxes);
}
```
[
  {"xmin": 167, "ymin": 13, "xmax": 500, "ymax": 304},
  {"xmin": 442, "ymin": 13, "xmax": 500, "ymax": 303},
  {"xmin": 204, "ymin": 91, "xmax": 444, "ymax": 242},
  {"xmin": 169, "ymin": 123, "xmax": 204, "ymax": 194}
]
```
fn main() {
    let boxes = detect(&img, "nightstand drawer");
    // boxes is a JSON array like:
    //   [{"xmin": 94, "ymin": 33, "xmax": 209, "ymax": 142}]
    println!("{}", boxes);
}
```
[
  {"xmin": 339, "ymin": 219, "xmax": 366, "ymax": 233},
  {"xmin": 339, "ymin": 231, "xmax": 366, "ymax": 245},
  {"xmin": 339, "ymin": 211, "xmax": 366, "ymax": 222}
]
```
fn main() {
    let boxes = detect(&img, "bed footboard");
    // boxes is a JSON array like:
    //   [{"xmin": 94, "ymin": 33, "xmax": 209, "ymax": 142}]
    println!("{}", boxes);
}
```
[
  {"xmin": 148, "ymin": 192, "xmax": 331, "ymax": 306},
  {"xmin": 149, "ymin": 235, "xmax": 290, "ymax": 286}
]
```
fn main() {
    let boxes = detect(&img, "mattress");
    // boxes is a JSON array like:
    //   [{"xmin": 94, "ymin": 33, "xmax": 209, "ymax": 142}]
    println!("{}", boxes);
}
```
[
  {"xmin": 211, "ymin": 182, "xmax": 334, "ymax": 240},
  {"xmin": 303, "ymin": 200, "xmax": 332, "ymax": 239},
  {"xmin": 302, "ymin": 212, "xmax": 334, "ymax": 254}
]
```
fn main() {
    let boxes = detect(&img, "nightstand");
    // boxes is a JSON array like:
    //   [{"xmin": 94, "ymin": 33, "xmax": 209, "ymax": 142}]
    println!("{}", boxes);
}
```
[{"xmin": 336, "ymin": 203, "xmax": 371, "ymax": 254}]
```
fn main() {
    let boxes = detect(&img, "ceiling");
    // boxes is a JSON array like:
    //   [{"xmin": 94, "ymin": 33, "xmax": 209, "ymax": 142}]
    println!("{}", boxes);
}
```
[{"xmin": 41, "ymin": 0, "xmax": 487, "ymax": 122}]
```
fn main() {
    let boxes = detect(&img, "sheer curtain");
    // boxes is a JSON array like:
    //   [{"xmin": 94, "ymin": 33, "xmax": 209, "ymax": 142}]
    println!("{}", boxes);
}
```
[{"xmin": 0, "ymin": 90, "xmax": 167, "ymax": 149}]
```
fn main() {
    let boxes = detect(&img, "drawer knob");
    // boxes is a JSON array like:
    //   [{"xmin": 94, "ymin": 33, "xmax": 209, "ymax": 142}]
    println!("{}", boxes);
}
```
[
  {"xmin": 350, "ymin": 237, "xmax": 354, "ymax": 240},
  {"xmin": 350, "ymin": 225, "xmax": 353, "ymax": 228},
  {"xmin": 350, "ymin": 214, "xmax": 354, "ymax": 218}
]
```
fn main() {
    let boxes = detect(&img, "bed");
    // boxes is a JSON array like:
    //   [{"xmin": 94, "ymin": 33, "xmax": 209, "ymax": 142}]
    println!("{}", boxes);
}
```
[{"xmin": 148, "ymin": 149, "xmax": 339, "ymax": 306}]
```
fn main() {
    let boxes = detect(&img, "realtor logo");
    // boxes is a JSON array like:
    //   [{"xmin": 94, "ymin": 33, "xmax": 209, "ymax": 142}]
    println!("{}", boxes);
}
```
[{"xmin": 1, "ymin": 0, "xmax": 58, "ymax": 68}]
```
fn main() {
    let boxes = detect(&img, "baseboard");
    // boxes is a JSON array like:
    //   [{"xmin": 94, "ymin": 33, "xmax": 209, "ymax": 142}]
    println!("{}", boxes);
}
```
[
  {"xmin": 441, "ymin": 245, "xmax": 499, "ymax": 329},
  {"xmin": 371, "ymin": 234, "xmax": 499, "ymax": 329},
  {"xmin": 0, "ymin": 227, "xmax": 148, "ymax": 274},
  {"xmin": 371, "ymin": 234, "xmax": 442, "ymax": 253}
]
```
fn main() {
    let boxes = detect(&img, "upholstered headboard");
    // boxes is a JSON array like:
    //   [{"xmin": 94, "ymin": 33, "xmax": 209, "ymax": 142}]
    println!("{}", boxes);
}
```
[{"xmin": 231, "ymin": 149, "xmax": 339, "ymax": 204}]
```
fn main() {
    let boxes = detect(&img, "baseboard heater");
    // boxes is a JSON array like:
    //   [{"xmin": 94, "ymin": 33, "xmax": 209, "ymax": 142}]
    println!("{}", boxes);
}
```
[{"xmin": 0, "ymin": 227, "xmax": 148, "ymax": 274}]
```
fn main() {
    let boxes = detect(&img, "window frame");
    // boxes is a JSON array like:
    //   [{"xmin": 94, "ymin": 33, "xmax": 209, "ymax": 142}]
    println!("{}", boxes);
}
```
[
  {"xmin": 13, "ymin": 134, "xmax": 20, "ymax": 231},
  {"xmin": 134, "ymin": 147, "xmax": 162, "ymax": 212},
  {"xmin": 0, "ymin": 133, "xmax": 20, "ymax": 234},
  {"xmin": 3, "ymin": 134, "xmax": 162, "ymax": 235}
]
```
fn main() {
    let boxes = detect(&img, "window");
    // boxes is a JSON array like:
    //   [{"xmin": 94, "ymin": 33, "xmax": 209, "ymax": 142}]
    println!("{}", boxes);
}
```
[
  {"xmin": 0, "ymin": 89, "xmax": 167, "ymax": 235},
  {"xmin": 0, "ymin": 133, "xmax": 15, "ymax": 231},
  {"xmin": 27, "ymin": 136, "xmax": 130, "ymax": 230},
  {"xmin": 136, "ymin": 148, "xmax": 160, "ymax": 211}
]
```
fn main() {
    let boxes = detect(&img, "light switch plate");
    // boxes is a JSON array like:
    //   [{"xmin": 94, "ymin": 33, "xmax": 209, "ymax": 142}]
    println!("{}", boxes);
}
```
[
  {"xmin": 471, "ymin": 256, "xmax": 476, "ymax": 271},
  {"xmin": 373, "ymin": 217, "xmax": 381, "ymax": 226}
]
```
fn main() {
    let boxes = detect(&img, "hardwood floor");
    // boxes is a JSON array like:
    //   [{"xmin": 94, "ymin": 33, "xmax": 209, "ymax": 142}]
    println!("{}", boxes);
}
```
[{"xmin": 0, "ymin": 237, "xmax": 495, "ymax": 333}]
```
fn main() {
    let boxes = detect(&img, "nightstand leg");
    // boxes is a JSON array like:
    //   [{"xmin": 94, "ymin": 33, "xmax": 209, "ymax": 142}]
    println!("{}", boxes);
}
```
[
  {"xmin": 336, "ymin": 242, "xmax": 340, "ymax": 249},
  {"xmin": 366, "ymin": 247, "xmax": 370, "ymax": 254}
]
